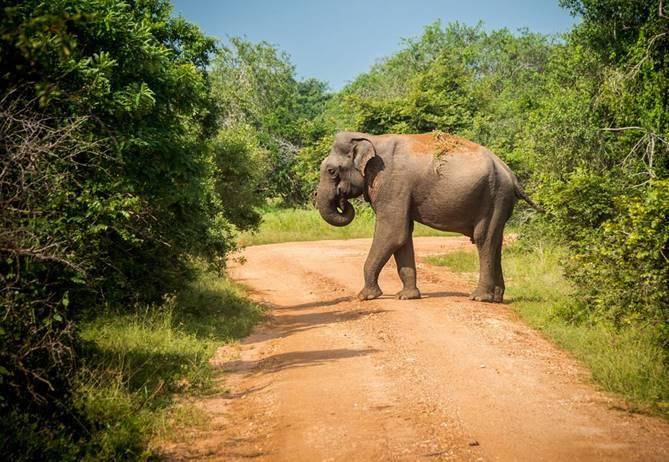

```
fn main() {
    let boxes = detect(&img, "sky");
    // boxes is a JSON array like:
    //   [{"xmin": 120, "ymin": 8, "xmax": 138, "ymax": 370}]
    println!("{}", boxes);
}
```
[{"xmin": 171, "ymin": 0, "xmax": 578, "ymax": 90}]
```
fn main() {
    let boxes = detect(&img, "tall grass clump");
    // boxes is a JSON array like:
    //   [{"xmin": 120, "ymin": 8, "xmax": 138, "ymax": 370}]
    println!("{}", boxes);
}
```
[{"xmin": 4, "ymin": 267, "xmax": 265, "ymax": 461}]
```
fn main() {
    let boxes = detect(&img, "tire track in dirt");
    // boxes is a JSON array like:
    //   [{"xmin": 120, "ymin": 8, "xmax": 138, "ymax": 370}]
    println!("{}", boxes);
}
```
[{"xmin": 161, "ymin": 237, "xmax": 669, "ymax": 461}]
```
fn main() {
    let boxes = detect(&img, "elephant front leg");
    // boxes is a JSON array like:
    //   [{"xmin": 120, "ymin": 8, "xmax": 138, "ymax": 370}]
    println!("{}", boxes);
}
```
[
  {"xmin": 394, "ymin": 234, "xmax": 421, "ymax": 300},
  {"xmin": 358, "ymin": 215, "xmax": 411, "ymax": 301},
  {"xmin": 357, "ymin": 240, "xmax": 390, "ymax": 301}
]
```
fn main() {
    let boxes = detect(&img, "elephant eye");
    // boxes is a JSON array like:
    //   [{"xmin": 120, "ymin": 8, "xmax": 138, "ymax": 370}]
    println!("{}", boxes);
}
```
[{"xmin": 327, "ymin": 167, "xmax": 337, "ymax": 176}]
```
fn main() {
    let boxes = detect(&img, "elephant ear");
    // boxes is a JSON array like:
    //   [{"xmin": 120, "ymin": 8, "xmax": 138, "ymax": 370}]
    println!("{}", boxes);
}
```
[{"xmin": 351, "ymin": 137, "xmax": 376, "ymax": 175}]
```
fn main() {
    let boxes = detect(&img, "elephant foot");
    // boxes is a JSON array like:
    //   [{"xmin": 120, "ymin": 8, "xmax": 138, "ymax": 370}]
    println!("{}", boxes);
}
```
[
  {"xmin": 469, "ymin": 286, "xmax": 504, "ymax": 303},
  {"xmin": 357, "ymin": 285, "xmax": 382, "ymax": 301},
  {"xmin": 469, "ymin": 287, "xmax": 497, "ymax": 303},
  {"xmin": 396, "ymin": 287, "xmax": 421, "ymax": 300},
  {"xmin": 493, "ymin": 286, "xmax": 504, "ymax": 303}
]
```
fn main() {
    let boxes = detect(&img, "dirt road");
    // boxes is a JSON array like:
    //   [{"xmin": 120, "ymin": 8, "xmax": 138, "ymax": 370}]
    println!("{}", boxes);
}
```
[{"xmin": 164, "ymin": 237, "xmax": 669, "ymax": 461}]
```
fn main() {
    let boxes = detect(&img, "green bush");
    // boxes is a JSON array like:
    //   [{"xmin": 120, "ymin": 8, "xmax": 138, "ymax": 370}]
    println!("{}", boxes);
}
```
[
  {"xmin": 210, "ymin": 38, "xmax": 332, "ymax": 205},
  {"xmin": 534, "ymin": 168, "xmax": 618, "ymax": 241},
  {"xmin": 524, "ymin": 0, "xmax": 669, "ymax": 352},
  {"xmin": 567, "ymin": 180, "xmax": 669, "ymax": 335},
  {"xmin": 211, "ymin": 125, "xmax": 267, "ymax": 232},
  {"xmin": 0, "ymin": 0, "xmax": 261, "ymax": 457}
]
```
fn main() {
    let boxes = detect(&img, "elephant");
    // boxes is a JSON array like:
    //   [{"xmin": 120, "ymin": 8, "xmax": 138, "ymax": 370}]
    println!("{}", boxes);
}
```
[{"xmin": 314, "ymin": 131, "xmax": 542, "ymax": 303}]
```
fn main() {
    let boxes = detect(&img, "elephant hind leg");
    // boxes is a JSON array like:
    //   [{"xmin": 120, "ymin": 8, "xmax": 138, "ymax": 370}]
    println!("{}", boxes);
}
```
[
  {"xmin": 470, "ymin": 236, "xmax": 501, "ymax": 303},
  {"xmin": 470, "ymin": 208, "xmax": 510, "ymax": 303},
  {"xmin": 492, "ymin": 242, "xmax": 505, "ymax": 303}
]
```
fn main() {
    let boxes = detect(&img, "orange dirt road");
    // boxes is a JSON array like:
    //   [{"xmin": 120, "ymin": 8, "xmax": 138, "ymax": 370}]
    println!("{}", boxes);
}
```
[{"xmin": 164, "ymin": 237, "xmax": 669, "ymax": 461}]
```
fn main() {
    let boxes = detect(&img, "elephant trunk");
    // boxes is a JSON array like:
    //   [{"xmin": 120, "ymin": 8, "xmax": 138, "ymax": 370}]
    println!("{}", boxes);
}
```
[{"xmin": 315, "ymin": 182, "xmax": 355, "ymax": 227}]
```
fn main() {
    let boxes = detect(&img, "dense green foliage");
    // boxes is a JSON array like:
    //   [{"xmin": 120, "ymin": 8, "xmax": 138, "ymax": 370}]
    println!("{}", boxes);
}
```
[
  {"xmin": 291, "ymin": 22, "xmax": 554, "ymax": 184},
  {"xmin": 528, "ymin": 1, "xmax": 669, "ymax": 346},
  {"xmin": 209, "ymin": 37, "xmax": 332, "ymax": 204},
  {"xmin": 0, "ymin": 0, "xmax": 261, "ymax": 458}
]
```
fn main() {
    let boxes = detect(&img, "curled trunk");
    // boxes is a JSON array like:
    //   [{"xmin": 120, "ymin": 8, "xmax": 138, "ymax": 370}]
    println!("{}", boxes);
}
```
[{"xmin": 316, "ymin": 184, "xmax": 355, "ymax": 227}]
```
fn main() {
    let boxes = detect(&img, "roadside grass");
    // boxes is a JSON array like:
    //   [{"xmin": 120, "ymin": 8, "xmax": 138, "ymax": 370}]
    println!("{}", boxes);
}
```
[
  {"xmin": 75, "ymin": 266, "xmax": 264, "ymax": 460},
  {"xmin": 238, "ymin": 205, "xmax": 455, "ymax": 246},
  {"xmin": 426, "ymin": 241, "xmax": 669, "ymax": 417},
  {"xmin": 425, "ymin": 249, "xmax": 479, "ymax": 273}
]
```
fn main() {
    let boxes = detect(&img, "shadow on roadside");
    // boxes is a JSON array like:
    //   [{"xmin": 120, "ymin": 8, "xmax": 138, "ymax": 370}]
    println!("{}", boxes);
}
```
[
  {"xmin": 419, "ymin": 290, "xmax": 470, "ymax": 299},
  {"xmin": 276, "ymin": 296, "xmax": 352, "ymax": 310},
  {"xmin": 223, "ymin": 348, "xmax": 379, "ymax": 374},
  {"xmin": 223, "ymin": 348, "xmax": 379, "ymax": 375},
  {"xmin": 244, "ymin": 307, "xmax": 388, "ymax": 344}
]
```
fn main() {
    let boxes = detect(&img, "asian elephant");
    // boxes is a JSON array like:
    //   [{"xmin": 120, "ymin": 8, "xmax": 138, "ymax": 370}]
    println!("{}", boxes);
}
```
[{"xmin": 314, "ymin": 131, "xmax": 542, "ymax": 303}]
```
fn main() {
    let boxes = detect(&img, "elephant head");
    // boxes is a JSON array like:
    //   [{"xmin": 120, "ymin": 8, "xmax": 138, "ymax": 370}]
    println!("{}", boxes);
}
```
[{"xmin": 315, "ymin": 132, "xmax": 376, "ymax": 227}]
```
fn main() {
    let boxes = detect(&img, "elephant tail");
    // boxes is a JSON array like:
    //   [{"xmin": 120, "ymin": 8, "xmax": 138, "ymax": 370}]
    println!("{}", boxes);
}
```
[{"xmin": 513, "ymin": 179, "xmax": 545, "ymax": 213}]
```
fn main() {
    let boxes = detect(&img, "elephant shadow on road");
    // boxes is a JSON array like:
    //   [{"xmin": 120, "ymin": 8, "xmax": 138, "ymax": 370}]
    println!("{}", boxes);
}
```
[{"xmin": 223, "ymin": 347, "xmax": 380, "ymax": 377}]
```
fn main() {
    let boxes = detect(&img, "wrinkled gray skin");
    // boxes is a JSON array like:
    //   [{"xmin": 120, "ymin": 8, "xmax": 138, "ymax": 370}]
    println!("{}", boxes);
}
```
[{"xmin": 315, "ymin": 131, "xmax": 542, "ymax": 303}]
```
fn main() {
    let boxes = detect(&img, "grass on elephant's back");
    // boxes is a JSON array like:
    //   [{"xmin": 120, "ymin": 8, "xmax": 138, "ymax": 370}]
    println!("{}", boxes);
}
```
[
  {"xmin": 426, "ymin": 242, "xmax": 669, "ymax": 417},
  {"xmin": 238, "ymin": 206, "xmax": 456, "ymax": 246}
]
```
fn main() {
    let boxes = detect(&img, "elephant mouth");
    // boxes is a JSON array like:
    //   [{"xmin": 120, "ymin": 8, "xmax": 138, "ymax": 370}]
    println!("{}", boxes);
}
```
[{"xmin": 337, "ymin": 195, "xmax": 348, "ymax": 212}]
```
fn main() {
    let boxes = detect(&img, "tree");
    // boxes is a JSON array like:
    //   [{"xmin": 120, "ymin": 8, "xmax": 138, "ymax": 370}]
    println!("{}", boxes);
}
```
[
  {"xmin": 527, "ymin": 0, "xmax": 669, "ymax": 339},
  {"xmin": 210, "ymin": 37, "xmax": 331, "ymax": 204},
  {"xmin": 0, "ymin": 0, "xmax": 260, "ymax": 456}
]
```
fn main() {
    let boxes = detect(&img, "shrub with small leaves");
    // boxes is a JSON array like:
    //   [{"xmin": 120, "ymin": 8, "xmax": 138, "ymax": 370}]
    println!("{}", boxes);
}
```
[{"xmin": 566, "ymin": 180, "xmax": 669, "ymax": 341}]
